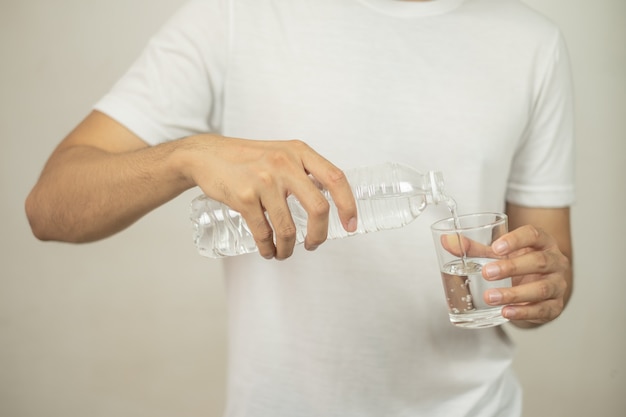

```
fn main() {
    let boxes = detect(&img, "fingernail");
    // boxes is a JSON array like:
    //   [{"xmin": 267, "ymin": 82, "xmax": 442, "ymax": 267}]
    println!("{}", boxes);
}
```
[
  {"xmin": 484, "ymin": 263, "xmax": 500, "ymax": 278},
  {"xmin": 307, "ymin": 244, "xmax": 319, "ymax": 252},
  {"xmin": 487, "ymin": 290, "xmax": 502, "ymax": 304},
  {"xmin": 493, "ymin": 240, "xmax": 508, "ymax": 254},
  {"xmin": 347, "ymin": 217, "xmax": 357, "ymax": 232}
]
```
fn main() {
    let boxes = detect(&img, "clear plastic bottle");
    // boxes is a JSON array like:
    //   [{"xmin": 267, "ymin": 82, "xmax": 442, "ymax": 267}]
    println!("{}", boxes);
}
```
[{"xmin": 190, "ymin": 162, "xmax": 445, "ymax": 258}]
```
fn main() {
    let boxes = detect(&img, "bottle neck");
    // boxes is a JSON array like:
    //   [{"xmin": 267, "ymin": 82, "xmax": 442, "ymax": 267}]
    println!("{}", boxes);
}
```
[{"xmin": 425, "ymin": 171, "xmax": 445, "ymax": 204}]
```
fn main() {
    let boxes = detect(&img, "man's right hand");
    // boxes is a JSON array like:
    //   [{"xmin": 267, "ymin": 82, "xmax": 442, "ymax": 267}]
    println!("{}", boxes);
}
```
[
  {"xmin": 26, "ymin": 111, "xmax": 357, "ymax": 260},
  {"xmin": 177, "ymin": 135, "xmax": 358, "ymax": 259}
]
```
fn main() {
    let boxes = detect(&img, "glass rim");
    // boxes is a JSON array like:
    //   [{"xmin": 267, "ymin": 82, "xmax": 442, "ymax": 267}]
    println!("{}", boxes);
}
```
[{"xmin": 430, "ymin": 212, "xmax": 507, "ymax": 232}]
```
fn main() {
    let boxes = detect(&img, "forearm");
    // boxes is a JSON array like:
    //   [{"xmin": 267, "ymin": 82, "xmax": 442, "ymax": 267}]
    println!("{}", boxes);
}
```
[{"xmin": 25, "ymin": 139, "xmax": 193, "ymax": 242}]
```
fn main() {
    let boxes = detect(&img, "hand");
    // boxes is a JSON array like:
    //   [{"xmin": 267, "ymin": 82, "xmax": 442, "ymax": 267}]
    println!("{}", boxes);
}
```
[
  {"xmin": 481, "ymin": 224, "xmax": 572, "ymax": 327},
  {"xmin": 179, "ymin": 135, "xmax": 358, "ymax": 260}
]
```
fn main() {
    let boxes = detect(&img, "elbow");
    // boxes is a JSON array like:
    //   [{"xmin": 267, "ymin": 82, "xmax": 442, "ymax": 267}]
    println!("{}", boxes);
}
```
[
  {"xmin": 25, "ymin": 188, "xmax": 74, "ymax": 242},
  {"xmin": 25, "ymin": 189, "xmax": 52, "ymax": 241},
  {"xmin": 25, "ymin": 188, "xmax": 107, "ymax": 244}
]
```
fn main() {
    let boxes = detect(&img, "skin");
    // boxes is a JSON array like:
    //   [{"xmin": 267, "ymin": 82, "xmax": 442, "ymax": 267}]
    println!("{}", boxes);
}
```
[
  {"xmin": 25, "ymin": 111, "xmax": 573, "ymax": 328},
  {"xmin": 487, "ymin": 204, "xmax": 573, "ymax": 328},
  {"xmin": 25, "ymin": 111, "xmax": 358, "ymax": 259}
]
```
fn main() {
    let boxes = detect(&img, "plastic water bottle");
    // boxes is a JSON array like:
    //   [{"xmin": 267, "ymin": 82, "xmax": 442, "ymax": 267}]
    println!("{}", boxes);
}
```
[{"xmin": 190, "ymin": 162, "xmax": 445, "ymax": 258}]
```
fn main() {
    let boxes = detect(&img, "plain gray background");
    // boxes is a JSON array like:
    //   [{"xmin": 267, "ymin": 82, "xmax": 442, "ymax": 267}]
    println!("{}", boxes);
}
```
[{"xmin": 1, "ymin": 0, "xmax": 624, "ymax": 416}]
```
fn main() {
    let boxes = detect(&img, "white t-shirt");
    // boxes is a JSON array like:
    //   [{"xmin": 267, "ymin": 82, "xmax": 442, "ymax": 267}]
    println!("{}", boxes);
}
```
[{"xmin": 95, "ymin": 1, "xmax": 575, "ymax": 416}]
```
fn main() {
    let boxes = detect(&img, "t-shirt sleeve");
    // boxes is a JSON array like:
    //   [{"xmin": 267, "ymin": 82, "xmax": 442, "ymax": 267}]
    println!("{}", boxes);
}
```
[
  {"xmin": 506, "ymin": 30, "xmax": 576, "ymax": 208},
  {"xmin": 94, "ymin": 0, "xmax": 229, "ymax": 145}
]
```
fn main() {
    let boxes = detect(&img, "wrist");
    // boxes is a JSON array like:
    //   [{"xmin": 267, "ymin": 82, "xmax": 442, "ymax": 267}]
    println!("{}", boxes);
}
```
[{"xmin": 168, "ymin": 134, "xmax": 218, "ymax": 190}]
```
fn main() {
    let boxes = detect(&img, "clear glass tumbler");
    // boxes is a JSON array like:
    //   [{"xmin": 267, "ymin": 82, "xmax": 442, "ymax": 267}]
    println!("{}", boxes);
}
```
[{"xmin": 431, "ymin": 212, "xmax": 512, "ymax": 329}]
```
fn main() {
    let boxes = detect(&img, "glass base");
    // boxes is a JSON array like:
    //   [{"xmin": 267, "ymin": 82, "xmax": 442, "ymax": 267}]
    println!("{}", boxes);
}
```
[{"xmin": 449, "ymin": 308, "xmax": 509, "ymax": 329}]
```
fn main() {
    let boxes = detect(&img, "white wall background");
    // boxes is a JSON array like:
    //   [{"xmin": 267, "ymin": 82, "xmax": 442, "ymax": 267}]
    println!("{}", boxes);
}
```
[{"xmin": 1, "ymin": 1, "xmax": 624, "ymax": 416}]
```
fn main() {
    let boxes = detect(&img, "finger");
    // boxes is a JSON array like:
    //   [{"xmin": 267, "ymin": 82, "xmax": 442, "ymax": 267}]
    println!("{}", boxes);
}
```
[
  {"xmin": 440, "ymin": 234, "xmax": 495, "ymax": 258},
  {"xmin": 500, "ymin": 300, "xmax": 564, "ymax": 323},
  {"xmin": 262, "ymin": 197, "xmax": 297, "ymax": 260},
  {"xmin": 482, "ymin": 249, "xmax": 567, "ymax": 280},
  {"xmin": 485, "ymin": 277, "xmax": 563, "ymax": 306},
  {"xmin": 244, "ymin": 163, "xmax": 328, "ymax": 253},
  {"xmin": 288, "ymin": 179, "xmax": 330, "ymax": 251},
  {"xmin": 302, "ymin": 199, "xmax": 330, "ymax": 251},
  {"xmin": 297, "ymin": 144, "xmax": 357, "ymax": 233},
  {"xmin": 492, "ymin": 224, "xmax": 553, "ymax": 256},
  {"xmin": 239, "ymin": 206, "xmax": 276, "ymax": 259},
  {"xmin": 440, "ymin": 234, "xmax": 465, "ymax": 257}
]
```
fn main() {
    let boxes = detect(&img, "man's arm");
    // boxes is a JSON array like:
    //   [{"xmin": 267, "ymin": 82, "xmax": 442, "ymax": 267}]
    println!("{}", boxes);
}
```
[
  {"xmin": 25, "ymin": 111, "xmax": 358, "ymax": 259},
  {"xmin": 482, "ymin": 203, "xmax": 573, "ymax": 328},
  {"xmin": 25, "ymin": 111, "xmax": 191, "ymax": 242}
]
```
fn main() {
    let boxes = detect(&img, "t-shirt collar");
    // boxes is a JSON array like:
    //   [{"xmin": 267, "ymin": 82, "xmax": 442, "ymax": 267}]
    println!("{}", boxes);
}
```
[{"xmin": 356, "ymin": 0, "xmax": 466, "ymax": 17}]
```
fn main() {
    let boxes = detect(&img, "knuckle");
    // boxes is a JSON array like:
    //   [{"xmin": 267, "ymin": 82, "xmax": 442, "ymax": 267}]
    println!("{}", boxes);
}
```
[
  {"xmin": 309, "ymin": 196, "xmax": 330, "ymax": 218},
  {"xmin": 534, "ymin": 251, "xmax": 550, "ymax": 271},
  {"xmin": 556, "ymin": 277, "xmax": 568, "ymax": 295},
  {"xmin": 287, "ymin": 139, "xmax": 310, "ymax": 154},
  {"xmin": 253, "ymin": 221, "xmax": 274, "ymax": 244},
  {"xmin": 289, "ymin": 138, "xmax": 307, "ymax": 148},
  {"xmin": 275, "ymin": 223, "xmax": 297, "ymax": 241},
  {"xmin": 237, "ymin": 188, "xmax": 259, "ymax": 206},
  {"xmin": 535, "ymin": 304, "xmax": 550, "ymax": 320},
  {"xmin": 256, "ymin": 170, "xmax": 274, "ymax": 187},
  {"xmin": 326, "ymin": 166, "xmax": 347, "ymax": 186},
  {"xmin": 557, "ymin": 252, "xmax": 571, "ymax": 271},
  {"xmin": 505, "ymin": 259, "xmax": 517, "ymax": 276},
  {"xmin": 254, "ymin": 228, "xmax": 276, "ymax": 259},
  {"xmin": 507, "ymin": 289, "xmax": 522, "ymax": 304},
  {"xmin": 543, "ymin": 302, "xmax": 562, "ymax": 321},
  {"xmin": 267, "ymin": 151, "xmax": 292, "ymax": 170},
  {"xmin": 536, "ymin": 281, "xmax": 552, "ymax": 300},
  {"xmin": 271, "ymin": 208, "xmax": 297, "ymax": 241},
  {"xmin": 525, "ymin": 224, "xmax": 541, "ymax": 239}
]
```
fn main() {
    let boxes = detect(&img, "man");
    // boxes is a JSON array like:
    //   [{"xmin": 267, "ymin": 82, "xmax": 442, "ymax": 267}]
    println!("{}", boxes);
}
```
[{"xmin": 26, "ymin": 0, "xmax": 574, "ymax": 415}]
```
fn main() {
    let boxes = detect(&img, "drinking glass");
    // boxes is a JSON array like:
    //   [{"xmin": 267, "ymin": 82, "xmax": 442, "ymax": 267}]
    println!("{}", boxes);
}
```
[{"xmin": 431, "ymin": 212, "xmax": 511, "ymax": 329}]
